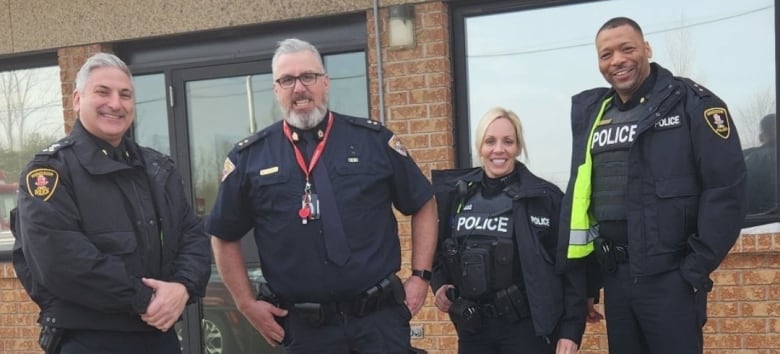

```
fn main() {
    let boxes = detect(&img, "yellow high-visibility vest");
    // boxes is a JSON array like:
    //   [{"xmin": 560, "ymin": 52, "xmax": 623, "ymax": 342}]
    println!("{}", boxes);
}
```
[{"xmin": 567, "ymin": 96, "xmax": 614, "ymax": 259}]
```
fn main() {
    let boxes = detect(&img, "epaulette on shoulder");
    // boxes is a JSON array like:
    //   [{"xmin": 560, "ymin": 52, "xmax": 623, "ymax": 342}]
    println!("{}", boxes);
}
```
[
  {"xmin": 235, "ymin": 129, "xmax": 271, "ymax": 151},
  {"xmin": 345, "ymin": 116, "xmax": 383, "ymax": 131},
  {"xmin": 680, "ymin": 78, "xmax": 713, "ymax": 98},
  {"xmin": 36, "ymin": 139, "xmax": 75, "ymax": 157}
]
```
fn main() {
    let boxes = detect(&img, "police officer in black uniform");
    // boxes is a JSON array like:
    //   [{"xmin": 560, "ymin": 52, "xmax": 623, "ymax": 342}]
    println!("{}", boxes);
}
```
[
  {"xmin": 431, "ymin": 107, "xmax": 586, "ymax": 354},
  {"xmin": 559, "ymin": 18, "xmax": 747, "ymax": 354},
  {"xmin": 207, "ymin": 38, "xmax": 437, "ymax": 354},
  {"xmin": 12, "ymin": 53, "xmax": 211, "ymax": 354}
]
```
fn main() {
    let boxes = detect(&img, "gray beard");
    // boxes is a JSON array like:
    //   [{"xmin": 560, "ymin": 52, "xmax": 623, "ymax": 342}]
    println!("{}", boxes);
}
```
[{"xmin": 285, "ymin": 106, "xmax": 327, "ymax": 130}]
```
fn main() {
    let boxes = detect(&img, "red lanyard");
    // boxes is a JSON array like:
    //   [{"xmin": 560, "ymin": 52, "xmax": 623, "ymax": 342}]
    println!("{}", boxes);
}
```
[
  {"xmin": 283, "ymin": 113, "xmax": 334, "ymax": 222},
  {"xmin": 282, "ymin": 112, "xmax": 334, "ymax": 183}
]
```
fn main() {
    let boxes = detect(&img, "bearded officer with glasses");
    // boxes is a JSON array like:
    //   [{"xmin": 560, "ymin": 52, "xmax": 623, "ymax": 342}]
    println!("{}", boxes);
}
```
[{"xmin": 207, "ymin": 38, "xmax": 437, "ymax": 354}]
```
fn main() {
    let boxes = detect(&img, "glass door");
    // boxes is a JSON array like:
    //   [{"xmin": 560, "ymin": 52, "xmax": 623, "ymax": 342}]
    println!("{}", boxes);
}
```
[{"xmin": 170, "ymin": 60, "xmax": 280, "ymax": 354}]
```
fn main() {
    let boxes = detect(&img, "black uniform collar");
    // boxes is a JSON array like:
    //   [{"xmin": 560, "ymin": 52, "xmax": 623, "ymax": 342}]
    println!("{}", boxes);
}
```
[
  {"xmin": 85, "ymin": 130, "xmax": 132, "ymax": 164},
  {"xmin": 87, "ymin": 132, "xmax": 130, "ymax": 163},
  {"xmin": 613, "ymin": 63, "xmax": 658, "ymax": 111},
  {"xmin": 73, "ymin": 119, "xmax": 142, "ymax": 168},
  {"xmin": 482, "ymin": 165, "xmax": 521, "ymax": 197},
  {"xmin": 288, "ymin": 111, "xmax": 330, "ymax": 143}
]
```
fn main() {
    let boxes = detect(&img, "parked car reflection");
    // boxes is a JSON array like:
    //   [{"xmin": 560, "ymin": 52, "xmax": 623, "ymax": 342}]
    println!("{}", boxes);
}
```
[{"xmin": 200, "ymin": 264, "xmax": 282, "ymax": 354}]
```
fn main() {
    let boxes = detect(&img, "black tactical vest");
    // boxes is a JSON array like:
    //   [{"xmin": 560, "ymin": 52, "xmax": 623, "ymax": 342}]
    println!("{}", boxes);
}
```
[
  {"xmin": 590, "ymin": 104, "xmax": 642, "ymax": 223},
  {"xmin": 450, "ymin": 189, "xmax": 515, "ymax": 299}
]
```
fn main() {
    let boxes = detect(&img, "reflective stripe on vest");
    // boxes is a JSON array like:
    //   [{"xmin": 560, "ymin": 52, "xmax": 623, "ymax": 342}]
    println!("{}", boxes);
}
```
[{"xmin": 567, "ymin": 96, "xmax": 614, "ymax": 259}]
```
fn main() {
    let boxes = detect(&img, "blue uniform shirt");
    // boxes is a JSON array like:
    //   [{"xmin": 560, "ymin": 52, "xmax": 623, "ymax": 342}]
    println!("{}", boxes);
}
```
[{"xmin": 206, "ymin": 111, "xmax": 433, "ymax": 301}]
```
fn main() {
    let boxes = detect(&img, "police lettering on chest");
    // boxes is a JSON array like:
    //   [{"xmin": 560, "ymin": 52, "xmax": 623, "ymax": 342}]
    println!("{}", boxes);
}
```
[
  {"xmin": 456, "ymin": 212, "xmax": 510, "ymax": 234},
  {"xmin": 590, "ymin": 104, "xmax": 645, "ymax": 154},
  {"xmin": 654, "ymin": 115, "xmax": 681, "ymax": 129},
  {"xmin": 591, "ymin": 122, "xmax": 638, "ymax": 153},
  {"xmin": 530, "ymin": 215, "xmax": 550, "ymax": 227}
]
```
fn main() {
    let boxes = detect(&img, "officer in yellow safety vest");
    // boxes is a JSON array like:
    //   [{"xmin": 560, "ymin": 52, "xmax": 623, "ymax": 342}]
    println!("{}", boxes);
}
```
[{"xmin": 558, "ymin": 17, "xmax": 746, "ymax": 354}]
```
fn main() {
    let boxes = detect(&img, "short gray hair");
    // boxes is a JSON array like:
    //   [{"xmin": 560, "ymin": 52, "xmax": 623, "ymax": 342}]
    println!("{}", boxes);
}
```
[
  {"xmin": 74, "ymin": 53, "xmax": 133, "ymax": 94},
  {"xmin": 271, "ymin": 38, "xmax": 325, "ymax": 75}
]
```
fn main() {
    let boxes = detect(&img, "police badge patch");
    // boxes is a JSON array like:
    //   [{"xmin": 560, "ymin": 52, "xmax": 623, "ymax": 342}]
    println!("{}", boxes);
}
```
[
  {"xmin": 26, "ymin": 168, "xmax": 59, "ymax": 201},
  {"xmin": 704, "ymin": 107, "xmax": 731, "ymax": 139},
  {"xmin": 388, "ymin": 135, "xmax": 408, "ymax": 156}
]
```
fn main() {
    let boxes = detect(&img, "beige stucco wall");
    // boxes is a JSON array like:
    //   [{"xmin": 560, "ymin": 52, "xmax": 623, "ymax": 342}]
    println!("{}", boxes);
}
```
[
  {"xmin": 0, "ymin": 1, "xmax": 11, "ymax": 54},
  {"xmin": 0, "ymin": 0, "xmax": 425, "ymax": 56}
]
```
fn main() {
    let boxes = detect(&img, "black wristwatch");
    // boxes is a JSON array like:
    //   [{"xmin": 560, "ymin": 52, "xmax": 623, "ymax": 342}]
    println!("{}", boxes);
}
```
[{"xmin": 411, "ymin": 269, "xmax": 432, "ymax": 282}]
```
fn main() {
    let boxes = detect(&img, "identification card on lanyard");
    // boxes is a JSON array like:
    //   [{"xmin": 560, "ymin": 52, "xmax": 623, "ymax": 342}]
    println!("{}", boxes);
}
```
[{"xmin": 284, "ymin": 113, "xmax": 333, "ymax": 224}]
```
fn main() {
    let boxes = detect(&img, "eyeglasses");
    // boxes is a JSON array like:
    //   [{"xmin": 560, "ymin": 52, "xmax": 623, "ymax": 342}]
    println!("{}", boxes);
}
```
[{"xmin": 275, "ymin": 73, "xmax": 326, "ymax": 89}]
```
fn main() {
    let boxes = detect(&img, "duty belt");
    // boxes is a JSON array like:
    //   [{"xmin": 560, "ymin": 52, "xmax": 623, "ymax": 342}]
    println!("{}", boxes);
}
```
[
  {"xmin": 477, "ymin": 284, "xmax": 530, "ymax": 319},
  {"xmin": 276, "ymin": 274, "xmax": 405, "ymax": 327},
  {"xmin": 448, "ymin": 283, "xmax": 530, "ymax": 334}
]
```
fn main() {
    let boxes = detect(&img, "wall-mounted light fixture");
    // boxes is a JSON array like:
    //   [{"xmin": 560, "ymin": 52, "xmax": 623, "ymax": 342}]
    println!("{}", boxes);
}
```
[{"xmin": 388, "ymin": 4, "xmax": 415, "ymax": 49}]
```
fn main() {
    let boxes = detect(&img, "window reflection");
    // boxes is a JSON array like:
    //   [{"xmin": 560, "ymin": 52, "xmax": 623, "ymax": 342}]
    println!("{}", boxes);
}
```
[
  {"xmin": 202, "ymin": 264, "xmax": 267, "ymax": 353},
  {"xmin": 187, "ymin": 73, "xmax": 278, "ymax": 218},
  {"xmin": 325, "ymin": 52, "xmax": 369, "ymax": 117},
  {"xmin": 744, "ymin": 113, "xmax": 777, "ymax": 214},
  {"xmin": 463, "ymin": 0, "xmax": 776, "ymax": 203},
  {"xmin": 134, "ymin": 73, "xmax": 169, "ymax": 155},
  {"xmin": 0, "ymin": 66, "xmax": 63, "ymax": 253}
]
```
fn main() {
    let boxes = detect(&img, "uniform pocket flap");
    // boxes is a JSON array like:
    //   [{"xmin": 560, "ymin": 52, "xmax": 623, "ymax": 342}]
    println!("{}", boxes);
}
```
[
  {"xmin": 255, "ymin": 170, "xmax": 290, "ymax": 186},
  {"xmin": 337, "ymin": 164, "xmax": 375, "ymax": 175}
]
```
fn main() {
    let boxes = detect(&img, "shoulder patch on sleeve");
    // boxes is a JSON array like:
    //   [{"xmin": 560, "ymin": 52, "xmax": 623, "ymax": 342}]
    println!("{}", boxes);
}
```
[
  {"xmin": 703, "ymin": 107, "xmax": 731, "ymax": 139},
  {"xmin": 26, "ymin": 168, "xmax": 59, "ymax": 201},
  {"xmin": 221, "ymin": 157, "xmax": 236, "ymax": 182},
  {"xmin": 388, "ymin": 135, "xmax": 408, "ymax": 156}
]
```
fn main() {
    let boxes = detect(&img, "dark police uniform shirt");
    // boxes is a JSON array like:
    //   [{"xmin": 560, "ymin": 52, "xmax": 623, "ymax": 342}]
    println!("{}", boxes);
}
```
[
  {"xmin": 206, "ymin": 111, "xmax": 433, "ymax": 302},
  {"xmin": 88, "ymin": 134, "xmax": 163, "ymax": 273}
]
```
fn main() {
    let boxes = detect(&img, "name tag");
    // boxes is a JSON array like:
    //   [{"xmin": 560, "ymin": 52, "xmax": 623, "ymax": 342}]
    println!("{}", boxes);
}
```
[{"xmin": 259, "ymin": 166, "xmax": 279, "ymax": 176}]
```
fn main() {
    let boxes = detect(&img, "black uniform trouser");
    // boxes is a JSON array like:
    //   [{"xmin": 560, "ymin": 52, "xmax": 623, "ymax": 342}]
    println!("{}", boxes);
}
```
[
  {"xmin": 456, "ymin": 315, "xmax": 553, "ymax": 354},
  {"xmin": 603, "ymin": 263, "xmax": 707, "ymax": 354},
  {"xmin": 281, "ymin": 302, "xmax": 412, "ymax": 354},
  {"xmin": 57, "ymin": 329, "xmax": 179, "ymax": 354}
]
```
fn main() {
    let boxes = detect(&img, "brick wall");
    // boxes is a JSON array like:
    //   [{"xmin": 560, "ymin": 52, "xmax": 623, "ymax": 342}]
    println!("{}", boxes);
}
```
[
  {"xmin": 0, "ymin": 263, "xmax": 39, "ymax": 353},
  {"xmin": 366, "ymin": 2, "xmax": 457, "ymax": 353}
]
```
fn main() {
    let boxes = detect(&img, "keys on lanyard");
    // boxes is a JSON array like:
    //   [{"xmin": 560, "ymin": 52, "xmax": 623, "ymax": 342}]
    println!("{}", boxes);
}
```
[{"xmin": 299, "ymin": 181, "xmax": 320, "ymax": 224}]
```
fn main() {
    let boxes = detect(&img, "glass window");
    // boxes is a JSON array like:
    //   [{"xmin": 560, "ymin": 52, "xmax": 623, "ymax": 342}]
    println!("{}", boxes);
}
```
[
  {"xmin": 188, "ymin": 73, "xmax": 277, "ymax": 219},
  {"xmin": 325, "ymin": 52, "xmax": 369, "ymax": 117},
  {"xmin": 134, "ymin": 73, "xmax": 170, "ymax": 155},
  {"xmin": 0, "ymin": 65, "xmax": 64, "ymax": 253},
  {"xmin": 460, "ymin": 0, "xmax": 776, "ymax": 205}
]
